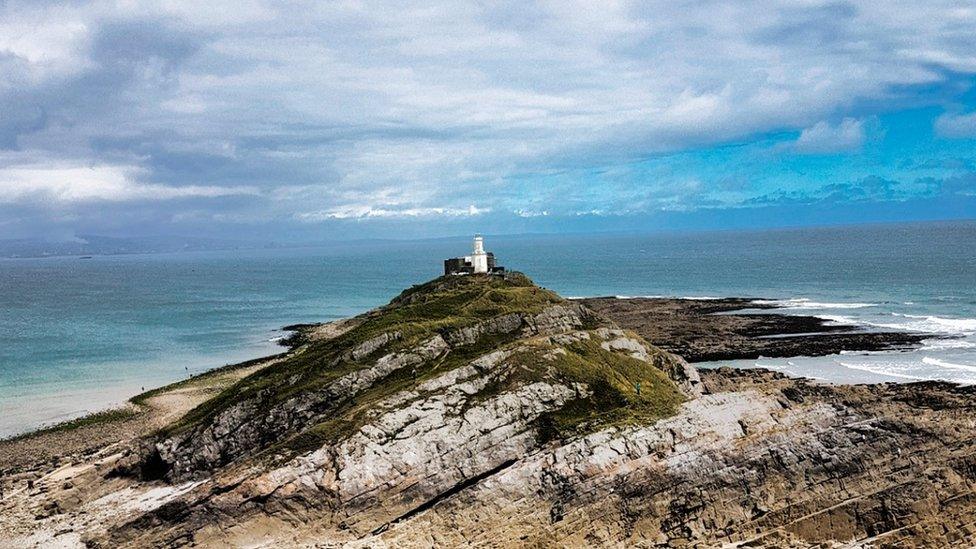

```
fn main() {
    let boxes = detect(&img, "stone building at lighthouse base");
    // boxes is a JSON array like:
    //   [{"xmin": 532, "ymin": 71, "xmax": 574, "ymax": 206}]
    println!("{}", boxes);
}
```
[{"xmin": 444, "ymin": 235, "xmax": 505, "ymax": 276}]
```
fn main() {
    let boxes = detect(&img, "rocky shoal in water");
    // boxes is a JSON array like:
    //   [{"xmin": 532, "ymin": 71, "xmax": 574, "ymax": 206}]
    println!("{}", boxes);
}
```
[{"xmin": 578, "ymin": 296, "xmax": 931, "ymax": 362}]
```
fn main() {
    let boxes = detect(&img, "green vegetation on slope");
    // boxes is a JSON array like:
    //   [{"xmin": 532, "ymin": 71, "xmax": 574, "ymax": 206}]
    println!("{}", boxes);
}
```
[
  {"xmin": 527, "ymin": 337, "xmax": 685, "ymax": 441},
  {"xmin": 130, "ymin": 352, "xmax": 288, "ymax": 406}
]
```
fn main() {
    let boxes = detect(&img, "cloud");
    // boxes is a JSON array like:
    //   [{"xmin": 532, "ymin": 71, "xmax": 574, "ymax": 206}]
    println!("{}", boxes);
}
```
[
  {"xmin": 2, "ymin": 1, "xmax": 976, "ymax": 235},
  {"xmin": 746, "ymin": 172, "xmax": 976, "ymax": 207},
  {"xmin": 934, "ymin": 111, "xmax": 976, "ymax": 138},
  {"xmin": 0, "ymin": 165, "xmax": 257, "ymax": 203},
  {"xmin": 792, "ymin": 118, "xmax": 865, "ymax": 154},
  {"xmin": 296, "ymin": 204, "xmax": 489, "ymax": 221},
  {"xmin": 513, "ymin": 209, "xmax": 549, "ymax": 218}
]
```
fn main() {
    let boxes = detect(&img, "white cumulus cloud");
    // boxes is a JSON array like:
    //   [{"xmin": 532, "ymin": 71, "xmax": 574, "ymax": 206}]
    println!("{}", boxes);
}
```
[
  {"xmin": 1, "ymin": 1, "xmax": 976, "ymax": 233},
  {"xmin": 296, "ymin": 204, "xmax": 489, "ymax": 221},
  {"xmin": 934, "ymin": 111, "xmax": 976, "ymax": 138},
  {"xmin": 0, "ymin": 165, "xmax": 257, "ymax": 203},
  {"xmin": 792, "ymin": 118, "xmax": 866, "ymax": 154}
]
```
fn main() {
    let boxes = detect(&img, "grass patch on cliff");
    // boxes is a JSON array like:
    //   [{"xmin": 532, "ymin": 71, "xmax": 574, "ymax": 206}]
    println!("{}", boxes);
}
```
[
  {"xmin": 504, "ymin": 337, "xmax": 686, "ymax": 441},
  {"xmin": 351, "ymin": 273, "xmax": 562, "ymax": 347}
]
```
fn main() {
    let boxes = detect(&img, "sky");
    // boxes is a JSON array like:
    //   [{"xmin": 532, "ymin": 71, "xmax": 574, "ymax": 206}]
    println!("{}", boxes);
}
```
[{"xmin": 1, "ymin": 1, "xmax": 975, "ymax": 242}]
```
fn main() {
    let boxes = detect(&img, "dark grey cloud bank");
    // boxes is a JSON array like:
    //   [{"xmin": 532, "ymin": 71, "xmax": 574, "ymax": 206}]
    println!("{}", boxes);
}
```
[{"xmin": 1, "ymin": 1, "xmax": 976, "ymax": 239}]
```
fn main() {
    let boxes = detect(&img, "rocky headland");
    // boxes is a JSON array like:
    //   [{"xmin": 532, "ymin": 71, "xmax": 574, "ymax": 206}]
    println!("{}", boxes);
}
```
[
  {"xmin": 579, "ymin": 296, "xmax": 929, "ymax": 362},
  {"xmin": 1, "ymin": 273, "xmax": 974, "ymax": 548}
]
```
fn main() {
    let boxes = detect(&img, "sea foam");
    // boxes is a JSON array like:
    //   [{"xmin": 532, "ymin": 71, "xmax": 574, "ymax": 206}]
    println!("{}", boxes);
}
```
[
  {"xmin": 751, "ymin": 298, "xmax": 877, "ymax": 310},
  {"xmin": 817, "ymin": 314, "xmax": 859, "ymax": 325},
  {"xmin": 922, "ymin": 356, "xmax": 976, "ymax": 373},
  {"xmin": 836, "ymin": 361, "xmax": 927, "ymax": 381},
  {"xmin": 920, "ymin": 338, "xmax": 976, "ymax": 351},
  {"xmin": 869, "ymin": 313, "xmax": 976, "ymax": 335}
]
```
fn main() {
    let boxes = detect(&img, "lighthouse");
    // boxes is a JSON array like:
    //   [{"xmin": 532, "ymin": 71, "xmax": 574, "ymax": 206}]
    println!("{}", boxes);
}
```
[
  {"xmin": 471, "ymin": 235, "xmax": 489, "ymax": 273},
  {"xmin": 443, "ymin": 235, "xmax": 504, "ymax": 276}
]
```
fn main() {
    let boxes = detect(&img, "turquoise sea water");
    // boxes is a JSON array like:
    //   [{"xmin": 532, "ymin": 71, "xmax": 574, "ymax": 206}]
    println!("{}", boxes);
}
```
[{"xmin": 1, "ymin": 221, "xmax": 975, "ymax": 437}]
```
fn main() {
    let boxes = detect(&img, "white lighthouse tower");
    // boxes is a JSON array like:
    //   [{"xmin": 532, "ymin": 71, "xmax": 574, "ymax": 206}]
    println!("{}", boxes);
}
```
[
  {"xmin": 443, "ymin": 235, "xmax": 503, "ymax": 275},
  {"xmin": 471, "ymin": 235, "xmax": 489, "ymax": 273}
]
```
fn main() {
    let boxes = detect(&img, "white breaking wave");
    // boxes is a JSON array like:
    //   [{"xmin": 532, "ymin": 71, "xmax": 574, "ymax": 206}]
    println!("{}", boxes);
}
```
[
  {"xmin": 836, "ymin": 361, "xmax": 927, "ymax": 381},
  {"xmin": 920, "ymin": 338, "xmax": 976, "ymax": 351},
  {"xmin": 922, "ymin": 356, "xmax": 976, "ymax": 373},
  {"xmin": 817, "ymin": 314, "xmax": 859, "ymax": 325},
  {"xmin": 868, "ymin": 313, "xmax": 976, "ymax": 335},
  {"xmin": 752, "ymin": 298, "xmax": 877, "ymax": 310},
  {"xmin": 899, "ymin": 314, "xmax": 976, "ymax": 332},
  {"xmin": 838, "ymin": 349, "xmax": 893, "ymax": 356},
  {"xmin": 566, "ymin": 295, "xmax": 664, "ymax": 300}
]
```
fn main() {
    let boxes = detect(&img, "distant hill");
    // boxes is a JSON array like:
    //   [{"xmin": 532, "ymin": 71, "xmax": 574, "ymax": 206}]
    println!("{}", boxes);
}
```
[{"xmin": 0, "ymin": 235, "xmax": 278, "ymax": 258}]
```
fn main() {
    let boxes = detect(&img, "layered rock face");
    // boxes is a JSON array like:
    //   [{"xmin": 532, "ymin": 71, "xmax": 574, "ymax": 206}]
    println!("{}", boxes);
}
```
[
  {"xmin": 92, "ymin": 273, "xmax": 698, "ymax": 545},
  {"xmin": 10, "ymin": 273, "xmax": 976, "ymax": 548},
  {"xmin": 93, "ymin": 371, "xmax": 976, "ymax": 548},
  {"xmin": 150, "ymin": 296, "xmax": 648, "ymax": 482}
]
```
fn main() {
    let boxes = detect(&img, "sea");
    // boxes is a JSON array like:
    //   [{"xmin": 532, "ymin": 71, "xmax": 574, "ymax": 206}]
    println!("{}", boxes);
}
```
[{"xmin": 1, "ymin": 220, "xmax": 974, "ymax": 437}]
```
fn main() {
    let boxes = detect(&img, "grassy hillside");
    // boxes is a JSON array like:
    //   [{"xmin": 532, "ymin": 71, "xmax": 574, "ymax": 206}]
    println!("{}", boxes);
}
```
[{"xmin": 163, "ymin": 272, "xmax": 685, "ymax": 457}]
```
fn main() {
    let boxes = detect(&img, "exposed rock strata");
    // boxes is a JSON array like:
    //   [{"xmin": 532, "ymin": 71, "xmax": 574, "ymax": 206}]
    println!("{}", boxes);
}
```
[
  {"xmin": 152, "ymin": 300, "xmax": 599, "ymax": 482},
  {"xmin": 18, "ymin": 368, "xmax": 973, "ymax": 549}
]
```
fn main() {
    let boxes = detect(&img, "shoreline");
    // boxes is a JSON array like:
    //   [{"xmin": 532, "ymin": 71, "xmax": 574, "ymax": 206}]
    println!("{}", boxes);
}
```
[
  {"xmin": 0, "ymin": 351, "xmax": 293, "ymax": 477},
  {"xmin": 0, "ymin": 319, "xmax": 361, "ymax": 475}
]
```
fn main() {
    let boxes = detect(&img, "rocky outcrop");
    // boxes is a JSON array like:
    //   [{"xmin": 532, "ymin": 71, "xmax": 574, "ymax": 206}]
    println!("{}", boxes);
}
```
[
  {"xmin": 580, "ymin": 296, "xmax": 930, "ymax": 361},
  {"xmin": 443, "ymin": 313, "xmax": 523, "ymax": 346},
  {"xmin": 148, "ymin": 287, "xmax": 606, "ymax": 483},
  {"xmin": 8, "ymin": 275, "xmax": 976, "ymax": 549},
  {"xmin": 92, "ymin": 318, "xmax": 687, "ymax": 547},
  {"xmin": 357, "ymin": 370, "xmax": 976, "ymax": 548},
  {"xmin": 79, "ymin": 367, "xmax": 976, "ymax": 548},
  {"xmin": 521, "ymin": 303, "xmax": 592, "ymax": 337}
]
